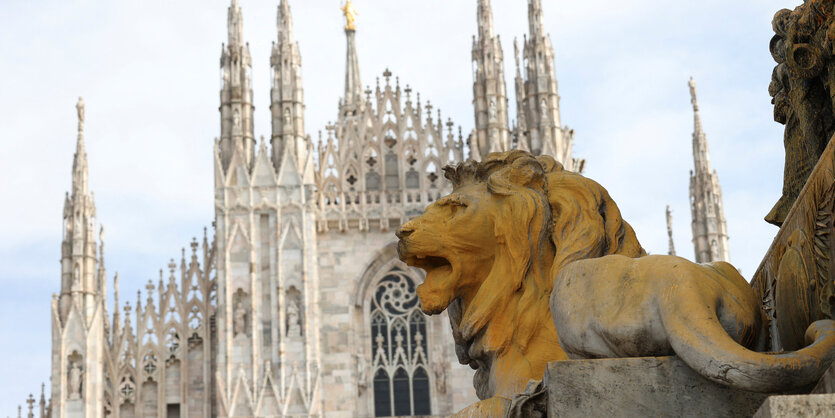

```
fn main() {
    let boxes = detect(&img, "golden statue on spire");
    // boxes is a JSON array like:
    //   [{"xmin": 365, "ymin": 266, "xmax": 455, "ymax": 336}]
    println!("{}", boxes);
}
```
[{"xmin": 341, "ymin": 0, "xmax": 358, "ymax": 31}]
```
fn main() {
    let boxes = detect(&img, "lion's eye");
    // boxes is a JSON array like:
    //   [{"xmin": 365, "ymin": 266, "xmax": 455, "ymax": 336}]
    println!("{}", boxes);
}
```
[{"xmin": 448, "ymin": 200, "xmax": 468, "ymax": 215}]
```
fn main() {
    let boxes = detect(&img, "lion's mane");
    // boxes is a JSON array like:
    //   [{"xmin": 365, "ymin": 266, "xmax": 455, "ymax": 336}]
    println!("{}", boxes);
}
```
[{"xmin": 442, "ymin": 150, "xmax": 645, "ymax": 366}]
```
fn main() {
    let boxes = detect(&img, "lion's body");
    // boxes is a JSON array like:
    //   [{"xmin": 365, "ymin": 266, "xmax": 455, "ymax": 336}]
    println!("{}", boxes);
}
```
[
  {"xmin": 553, "ymin": 255, "xmax": 763, "ymax": 359},
  {"xmin": 553, "ymin": 254, "xmax": 835, "ymax": 393}
]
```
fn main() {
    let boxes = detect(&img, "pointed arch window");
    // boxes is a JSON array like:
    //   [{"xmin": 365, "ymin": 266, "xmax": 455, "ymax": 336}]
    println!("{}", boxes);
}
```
[{"xmin": 369, "ymin": 267, "xmax": 431, "ymax": 416}]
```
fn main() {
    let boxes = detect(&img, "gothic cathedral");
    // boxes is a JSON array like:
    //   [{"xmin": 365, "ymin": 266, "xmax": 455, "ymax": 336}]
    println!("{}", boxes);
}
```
[{"xmin": 35, "ymin": 1, "xmax": 728, "ymax": 417}]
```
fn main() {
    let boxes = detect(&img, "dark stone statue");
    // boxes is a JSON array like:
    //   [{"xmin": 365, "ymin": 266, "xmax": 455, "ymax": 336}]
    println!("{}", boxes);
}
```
[{"xmin": 767, "ymin": 2, "xmax": 835, "ymax": 226}]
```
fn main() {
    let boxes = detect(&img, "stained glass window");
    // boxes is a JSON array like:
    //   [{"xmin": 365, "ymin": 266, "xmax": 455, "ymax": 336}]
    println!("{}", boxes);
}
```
[{"xmin": 370, "ymin": 268, "xmax": 431, "ymax": 416}]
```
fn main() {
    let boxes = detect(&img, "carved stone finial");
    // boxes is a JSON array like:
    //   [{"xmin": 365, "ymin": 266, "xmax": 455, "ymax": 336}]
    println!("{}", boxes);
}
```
[
  {"xmin": 688, "ymin": 77, "xmax": 698, "ymax": 112},
  {"xmin": 76, "ymin": 97, "xmax": 85, "ymax": 131},
  {"xmin": 666, "ymin": 205, "xmax": 676, "ymax": 256},
  {"xmin": 25, "ymin": 394, "xmax": 34, "ymax": 418}
]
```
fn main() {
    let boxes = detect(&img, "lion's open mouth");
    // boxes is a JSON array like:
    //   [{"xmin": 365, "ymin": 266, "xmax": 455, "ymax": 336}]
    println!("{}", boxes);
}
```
[
  {"xmin": 401, "ymin": 252, "xmax": 457, "ymax": 314},
  {"xmin": 404, "ymin": 254, "xmax": 451, "ymax": 272}
]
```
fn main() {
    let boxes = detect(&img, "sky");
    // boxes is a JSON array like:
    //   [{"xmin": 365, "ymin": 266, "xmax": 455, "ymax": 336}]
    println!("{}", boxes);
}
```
[{"xmin": 0, "ymin": 0, "xmax": 791, "ymax": 413}]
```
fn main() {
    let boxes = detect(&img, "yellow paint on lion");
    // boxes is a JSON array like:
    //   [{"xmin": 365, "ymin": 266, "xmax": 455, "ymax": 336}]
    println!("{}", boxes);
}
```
[
  {"xmin": 397, "ymin": 151, "xmax": 644, "ymax": 412},
  {"xmin": 398, "ymin": 150, "xmax": 835, "ymax": 416}
]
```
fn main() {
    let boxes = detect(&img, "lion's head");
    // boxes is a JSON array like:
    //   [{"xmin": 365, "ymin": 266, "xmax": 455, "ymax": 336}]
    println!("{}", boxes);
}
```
[{"xmin": 397, "ymin": 150, "xmax": 644, "ymax": 398}]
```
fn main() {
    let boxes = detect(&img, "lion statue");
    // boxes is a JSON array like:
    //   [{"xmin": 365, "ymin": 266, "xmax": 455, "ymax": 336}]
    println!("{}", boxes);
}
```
[
  {"xmin": 397, "ymin": 150, "xmax": 835, "ymax": 415},
  {"xmin": 396, "ymin": 150, "xmax": 645, "ymax": 409}
]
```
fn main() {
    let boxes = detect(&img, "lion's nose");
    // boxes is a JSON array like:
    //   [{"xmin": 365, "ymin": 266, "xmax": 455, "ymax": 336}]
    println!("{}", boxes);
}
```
[{"xmin": 396, "ymin": 224, "xmax": 414, "ymax": 240}]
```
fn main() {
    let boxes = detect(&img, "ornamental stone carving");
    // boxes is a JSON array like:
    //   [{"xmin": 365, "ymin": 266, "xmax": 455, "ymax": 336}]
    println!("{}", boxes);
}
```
[{"xmin": 766, "ymin": 2, "xmax": 835, "ymax": 225}]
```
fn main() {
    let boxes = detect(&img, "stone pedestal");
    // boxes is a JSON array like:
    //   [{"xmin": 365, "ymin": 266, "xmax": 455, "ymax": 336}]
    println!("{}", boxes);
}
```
[
  {"xmin": 544, "ymin": 356, "xmax": 776, "ymax": 418},
  {"xmin": 812, "ymin": 361, "xmax": 835, "ymax": 394},
  {"xmin": 752, "ymin": 362, "xmax": 835, "ymax": 417},
  {"xmin": 753, "ymin": 394, "xmax": 835, "ymax": 417}
]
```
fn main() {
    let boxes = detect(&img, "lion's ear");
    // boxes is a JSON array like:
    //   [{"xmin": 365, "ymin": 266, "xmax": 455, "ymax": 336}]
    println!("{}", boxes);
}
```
[
  {"xmin": 487, "ymin": 158, "xmax": 546, "ymax": 196},
  {"xmin": 535, "ymin": 155, "xmax": 563, "ymax": 174},
  {"xmin": 507, "ymin": 158, "xmax": 546, "ymax": 189}
]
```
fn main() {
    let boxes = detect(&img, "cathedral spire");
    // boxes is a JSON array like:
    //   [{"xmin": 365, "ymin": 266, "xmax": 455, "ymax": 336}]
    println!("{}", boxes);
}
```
[
  {"xmin": 528, "ymin": 0, "xmax": 546, "ymax": 39},
  {"xmin": 471, "ymin": 0, "xmax": 510, "ymax": 158},
  {"xmin": 278, "ymin": 0, "xmax": 293, "ymax": 44},
  {"xmin": 271, "ymin": 0, "xmax": 308, "ymax": 173},
  {"xmin": 54, "ymin": 98, "xmax": 105, "ymax": 418},
  {"xmin": 62, "ymin": 96, "xmax": 99, "ymax": 310},
  {"xmin": 477, "ymin": 0, "xmax": 495, "ymax": 40},
  {"xmin": 228, "ymin": 0, "xmax": 243, "ymax": 48},
  {"xmin": 666, "ymin": 205, "xmax": 676, "ymax": 256},
  {"xmin": 688, "ymin": 77, "xmax": 730, "ymax": 263},
  {"xmin": 514, "ymin": 0, "xmax": 579, "ymax": 170},
  {"xmin": 72, "ymin": 97, "xmax": 88, "ymax": 198},
  {"xmin": 341, "ymin": 0, "xmax": 363, "ymax": 113},
  {"xmin": 218, "ymin": 0, "xmax": 255, "ymax": 172},
  {"xmin": 689, "ymin": 77, "xmax": 710, "ymax": 175},
  {"xmin": 513, "ymin": 38, "xmax": 529, "ymax": 152}
]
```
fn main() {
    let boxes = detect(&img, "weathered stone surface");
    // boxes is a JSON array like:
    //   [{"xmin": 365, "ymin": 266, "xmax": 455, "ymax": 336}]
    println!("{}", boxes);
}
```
[
  {"xmin": 750, "ymin": 135, "xmax": 835, "ymax": 352},
  {"xmin": 753, "ymin": 394, "xmax": 835, "ymax": 418},
  {"xmin": 766, "ymin": 4, "xmax": 835, "ymax": 226},
  {"xmin": 544, "ymin": 356, "xmax": 774, "ymax": 418},
  {"xmin": 812, "ymin": 361, "xmax": 835, "ymax": 394},
  {"xmin": 754, "ymin": 363, "xmax": 835, "ymax": 417}
]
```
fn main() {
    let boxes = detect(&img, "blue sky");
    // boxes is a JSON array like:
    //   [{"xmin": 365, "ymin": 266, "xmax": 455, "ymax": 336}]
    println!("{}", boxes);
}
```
[{"xmin": 0, "ymin": 0, "xmax": 789, "ymax": 412}]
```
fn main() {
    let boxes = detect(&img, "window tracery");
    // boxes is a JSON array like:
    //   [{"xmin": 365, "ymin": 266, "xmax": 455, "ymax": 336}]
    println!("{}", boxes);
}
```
[{"xmin": 369, "ymin": 267, "xmax": 431, "ymax": 416}]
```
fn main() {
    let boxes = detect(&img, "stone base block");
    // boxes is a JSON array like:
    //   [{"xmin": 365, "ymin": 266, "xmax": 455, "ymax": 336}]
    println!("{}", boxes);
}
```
[
  {"xmin": 812, "ymin": 361, "xmax": 835, "ymax": 394},
  {"xmin": 752, "ymin": 362, "xmax": 835, "ymax": 417},
  {"xmin": 545, "ymin": 356, "xmax": 776, "ymax": 418},
  {"xmin": 753, "ymin": 394, "xmax": 835, "ymax": 417}
]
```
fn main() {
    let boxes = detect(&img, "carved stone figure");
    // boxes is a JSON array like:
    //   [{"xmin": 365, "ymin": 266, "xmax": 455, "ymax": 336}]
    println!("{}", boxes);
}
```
[
  {"xmin": 286, "ymin": 299, "xmax": 300, "ymax": 337},
  {"xmin": 488, "ymin": 98, "xmax": 497, "ymax": 121},
  {"xmin": 72, "ymin": 265, "xmax": 80, "ymax": 286},
  {"xmin": 76, "ymin": 97, "xmax": 85, "ymax": 130},
  {"xmin": 432, "ymin": 356, "xmax": 447, "ymax": 394},
  {"xmin": 233, "ymin": 108, "xmax": 241, "ymax": 132},
  {"xmin": 766, "ymin": 3, "xmax": 835, "ymax": 226},
  {"xmin": 751, "ymin": 133, "xmax": 835, "ymax": 352},
  {"xmin": 397, "ymin": 150, "xmax": 644, "ymax": 406},
  {"xmin": 398, "ymin": 150, "xmax": 835, "ymax": 415},
  {"xmin": 234, "ymin": 301, "xmax": 245, "ymax": 336},
  {"xmin": 355, "ymin": 353, "xmax": 367, "ymax": 392},
  {"xmin": 68, "ymin": 362, "xmax": 82, "ymax": 400}
]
